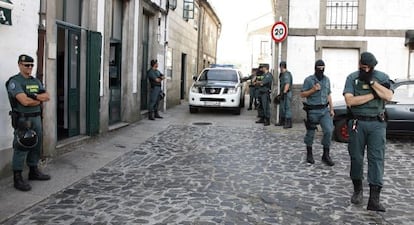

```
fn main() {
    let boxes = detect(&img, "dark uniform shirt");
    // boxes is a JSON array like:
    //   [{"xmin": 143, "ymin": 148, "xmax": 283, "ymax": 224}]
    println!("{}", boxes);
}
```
[
  {"xmin": 302, "ymin": 74, "xmax": 331, "ymax": 105},
  {"xmin": 7, "ymin": 73, "xmax": 44, "ymax": 113},
  {"xmin": 148, "ymin": 69, "xmax": 162, "ymax": 87},
  {"xmin": 343, "ymin": 70, "xmax": 390, "ymax": 117},
  {"xmin": 279, "ymin": 71, "xmax": 292, "ymax": 92}
]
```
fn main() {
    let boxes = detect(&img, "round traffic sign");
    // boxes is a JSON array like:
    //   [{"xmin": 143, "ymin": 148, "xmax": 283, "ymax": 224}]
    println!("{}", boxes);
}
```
[{"xmin": 271, "ymin": 21, "xmax": 288, "ymax": 42}]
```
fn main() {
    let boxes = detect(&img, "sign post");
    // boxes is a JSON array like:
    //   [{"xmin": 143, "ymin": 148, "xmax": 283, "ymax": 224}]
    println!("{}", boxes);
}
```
[{"xmin": 271, "ymin": 20, "xmax": 288, "ymax": 125}]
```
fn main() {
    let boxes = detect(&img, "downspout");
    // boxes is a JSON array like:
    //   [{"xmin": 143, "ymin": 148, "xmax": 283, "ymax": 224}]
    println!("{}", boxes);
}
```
[{"xmin": 163, "ymin": 5, "xmax": 169, "ymax": 112}]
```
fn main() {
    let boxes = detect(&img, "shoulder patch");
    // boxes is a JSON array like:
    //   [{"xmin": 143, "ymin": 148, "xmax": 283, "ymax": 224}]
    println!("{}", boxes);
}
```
[{"xmin": 9, "ymin": 81, "xmax": 16, "ymax": 90}]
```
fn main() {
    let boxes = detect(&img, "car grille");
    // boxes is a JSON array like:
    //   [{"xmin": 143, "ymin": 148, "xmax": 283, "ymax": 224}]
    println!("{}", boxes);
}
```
[
  {"xmin": 200, "ymin": 97, "xmax": 226, "ymax": 102},
  {"xmin": 203, "ymin": 87, "xmax": 222, "ymax": 94}
]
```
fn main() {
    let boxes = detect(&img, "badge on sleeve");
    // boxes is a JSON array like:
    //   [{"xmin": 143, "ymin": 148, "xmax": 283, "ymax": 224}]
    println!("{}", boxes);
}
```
[{"xmin": 9, "ymin": 81, "xmax": 16, "ymax": 90}]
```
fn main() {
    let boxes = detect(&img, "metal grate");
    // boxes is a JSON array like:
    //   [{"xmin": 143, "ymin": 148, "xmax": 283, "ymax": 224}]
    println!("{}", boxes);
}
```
[{"xmin": 326, "ymin": 0, "xmax": 358, "ymax": 30}]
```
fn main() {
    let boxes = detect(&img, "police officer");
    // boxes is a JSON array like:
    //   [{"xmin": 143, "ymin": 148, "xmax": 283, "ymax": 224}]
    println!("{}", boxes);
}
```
[
  {"xmin": 275, "ymin": 61, "xmax": 293, "ymax": 128},
  {"xmin": 245, "ymin": 68, "xmax": 258, "ymax": 110},
  {"xmin": 147, "ymin": 59, "xmax": 165, "ymax": 120},
  {"xmin": 343, "ymin": 52, "xmax": 393, "ymax": 212},
  {"xmin": 300, "ymin": 59, "xmax": 335, "ymax": 166},
  {"xmin": 255, "ymin": 64, "xmax": 273, "ymax": 126},
  {"xmin": 6, "ymin": 54, "xmax": 51, "ymax": 191}
]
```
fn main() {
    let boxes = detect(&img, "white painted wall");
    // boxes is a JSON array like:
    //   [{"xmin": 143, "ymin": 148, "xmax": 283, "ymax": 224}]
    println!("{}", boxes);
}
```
[
  {"xmin": 366, "ymin": 0, "xmax": 414, "ymax": 30},
  {"xmin": 286, "ymin": 36, "xmax": 316, "ymax": 84},
  {"xmin": 289, "ymin": 0, "xmax": 320, "ymax": 29},
  {"xmin": 322, "ymin": 49, "xmax": 359, "ymax": 102},
  {"xmin": 366, "ymin": 37, "xmax": 408, "ymax": 80},
  {"xmin": 0, "ymin": 0, "xmax": 40, "ymax": 150}
]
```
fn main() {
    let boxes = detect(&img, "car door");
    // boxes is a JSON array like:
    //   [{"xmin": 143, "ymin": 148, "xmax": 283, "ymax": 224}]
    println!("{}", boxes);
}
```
[{"xmin": 386, "ymin": 81, "xmax": 414, "ymax": 134}]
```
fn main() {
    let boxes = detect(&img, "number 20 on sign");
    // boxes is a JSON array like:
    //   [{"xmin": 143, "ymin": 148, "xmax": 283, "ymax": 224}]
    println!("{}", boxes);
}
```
[{"xmin": 271, "ymin": 21, "xmax": 288, "ymax": 43}]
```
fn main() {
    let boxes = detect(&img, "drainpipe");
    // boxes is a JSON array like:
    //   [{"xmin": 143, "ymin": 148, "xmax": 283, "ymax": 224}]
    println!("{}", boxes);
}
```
[{"xmin": 163, "ymin": 6, "xmax": 169, "ymax": 112}]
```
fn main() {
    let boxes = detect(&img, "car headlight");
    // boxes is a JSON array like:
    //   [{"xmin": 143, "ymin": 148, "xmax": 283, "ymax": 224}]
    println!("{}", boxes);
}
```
[
  {"xmin": 227, "ymin": 88, "xmax": 237, "ymax": 94},
  {"xmin": 190, "ymin": 86, "xmax": 199, "ymax": 93}
]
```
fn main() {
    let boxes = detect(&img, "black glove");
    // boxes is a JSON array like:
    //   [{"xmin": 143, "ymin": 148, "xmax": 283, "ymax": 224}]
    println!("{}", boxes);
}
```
[
  {"xmin": 371, "ymin": 88, "xmax": 380, "ymax": 99},
  {"xmin": 358, "ymin": 70, "xmax": 373, "ymax": 83},
  {"xmin": 27, "ymin": 93, "xmax": 37, "ymax": 100}
]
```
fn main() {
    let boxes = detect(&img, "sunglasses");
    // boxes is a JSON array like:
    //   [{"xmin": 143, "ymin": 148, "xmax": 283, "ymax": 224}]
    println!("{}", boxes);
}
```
[{"xmin": 22, "ymin": 64, "xmax": 34, "ymax": 68}]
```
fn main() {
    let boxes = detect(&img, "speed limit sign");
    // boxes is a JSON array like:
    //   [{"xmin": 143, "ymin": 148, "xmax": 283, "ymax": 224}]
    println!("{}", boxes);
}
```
[{"xmin": 271, "ymin": 21, "xmax": 288, "ymax": 42}]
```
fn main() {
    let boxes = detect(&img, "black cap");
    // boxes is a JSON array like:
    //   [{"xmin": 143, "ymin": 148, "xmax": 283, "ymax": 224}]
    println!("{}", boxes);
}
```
[
  {"xmin": 150, "ymin": 59, "xmax": 158, "ymax": 67},
  {"xmin": 279, "ymin": 61, "xmax": 287, "ymax": 68},
  {"xmin": 315, "ymin": 59, "xmax": 325, "ymax": 67},
  {"xmin": 360, "ymin": 52, "xmax": 377, "ymax": 67},
  {"xmin": 18, "ymin": 54, "xmax": 34, "ymax": 63}
]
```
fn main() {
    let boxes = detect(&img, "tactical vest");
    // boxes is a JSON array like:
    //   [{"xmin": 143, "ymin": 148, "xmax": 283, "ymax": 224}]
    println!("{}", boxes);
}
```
[{"xmin": 350, "ymin": 75, "xmax": 384, "ymax": 117}]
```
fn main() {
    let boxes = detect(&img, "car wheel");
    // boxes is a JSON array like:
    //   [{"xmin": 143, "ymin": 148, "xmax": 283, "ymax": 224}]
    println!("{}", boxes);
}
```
[
  {"xmin": 334, "ymin": 119, "xmax": 349, "ymax": 143},
  {"xmin": 189, "ymin": 106, "xmax": 198, "ymax": 114}
]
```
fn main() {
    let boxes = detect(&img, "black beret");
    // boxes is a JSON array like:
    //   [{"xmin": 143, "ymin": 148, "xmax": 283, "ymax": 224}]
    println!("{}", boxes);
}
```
[
  {"xmin": 360, "ymin": 52, "xmax": 377, "ymax": 67},
  {"xmin": 315, "ymin": 59, "xmax": 325, "ymax": 67},
  {"xmin": 18, "ymin": 54, "xmax": 34, "ymax": 63},
  {"xmin": 279, "ymin": 61, "xmax": 287, "ymax": 68},
  {"xmin": 150, "ymin": 59, "xmax": 158, "ymax": 67}
]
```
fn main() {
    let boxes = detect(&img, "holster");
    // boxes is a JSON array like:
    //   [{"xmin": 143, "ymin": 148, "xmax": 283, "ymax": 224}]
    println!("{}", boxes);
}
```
[
  {"xmin": 9, "ymin": 111, "xmax": 19, "ymax": 129},
  {"xmin": 302, "ymin": 102, "xmax": 317, "ymax": 130},
  {"xmin": 303, "ymin": 119, "xmax": 317, "ymax": 130}
]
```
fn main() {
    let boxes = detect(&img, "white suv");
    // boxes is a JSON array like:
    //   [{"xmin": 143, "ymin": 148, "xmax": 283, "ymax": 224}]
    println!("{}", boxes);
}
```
[{"xmin": 189, "ymin": 67, "xmax": 245, "ymax": 114}]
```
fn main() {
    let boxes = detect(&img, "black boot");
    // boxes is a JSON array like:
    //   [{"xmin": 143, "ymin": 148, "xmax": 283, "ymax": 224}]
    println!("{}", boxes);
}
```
[
  {"xmin": 283, "ymin": 118, "xmax": 292, "ymax": 129},
  {"xmin": 255, "ymin": 118, "xmax": 265, "ymax": 123},
  {"xmin": 14, "ymin": 170, "xmax": 31, "ymax": 191},
  {"xmin": 28, "ymin": 166, "xmax": 51, "ymax": 181},
  {"xmin": 264, "ymin": 118, "xmax": 270, "ymax": 126},
  {"xmin": 322, "ymin": 147, "xmax": 335, "ymax": 166},
  {"xmin": 351, "ymin": 179, "xmax": 363, "ymax": 204},
  {"xmin": 148, "ymin": 112, "xmax": 155, "ymax": 120},
  {"xmin": 275, "ymin": 117, "xmax": 285, "ymax": 126},
  {"xmin": 367, "ymin": 185, "xmax": 386, "ymax": 212},
  {"xmin": 306, "ymin": 146, "xmax": 315, "ymax": 164},
  {"xmin": 154, "ymin": 111, "xmax": 163, "ymax": 119}
]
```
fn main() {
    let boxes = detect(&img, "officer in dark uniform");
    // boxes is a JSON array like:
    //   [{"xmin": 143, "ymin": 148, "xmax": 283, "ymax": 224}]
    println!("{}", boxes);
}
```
[
  {"xmin": 254, "ymin": 65, "xmax": 264, "ymax": 121},
  {"xmin": 245, "ymin": 68, "xmax": 258, "ymax": 110},
  {"xmin": 343, "ymin": 52, "xmax": 393, "ymax": 212},
  {"xmin": 6, "ymin": 54, "xmax": 51, "ymax": 191},
  {"xmin": 275, "ymin": 61, "xmax": 293, "ymax": 128},
  {"xmin": 300, "ymin": 59, "xmax": 335, "ymax": 166},
  {"xmin": 147, "ymin": 59, "xmax": 165, "ymax": 120},
  {"xmin": 255, "ymin": 64, "xmax": 273, "ymax": 126}
]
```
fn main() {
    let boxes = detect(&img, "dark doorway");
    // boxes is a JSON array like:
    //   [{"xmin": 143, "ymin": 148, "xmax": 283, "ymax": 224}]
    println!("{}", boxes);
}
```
[
  {"xmin": 109, "ymin": 42, "xmax": 122, "ymax": 125},
  {"xmin": 141, "ymin": 13, "xmax": 150, "ymax": 110},
  {"xmin": 57, "ymin": 25, "xmax": 81, "ymax": 140},
  {"xmin": 181, "ymin": 53, "xmax": 187, "ymax": 100}
]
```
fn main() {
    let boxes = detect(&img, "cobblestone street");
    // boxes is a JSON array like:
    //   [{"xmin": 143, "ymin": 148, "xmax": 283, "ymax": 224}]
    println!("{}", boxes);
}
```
[{"xmin": 2, "ymin": 106, "xmax": 413, "ymax": 225}]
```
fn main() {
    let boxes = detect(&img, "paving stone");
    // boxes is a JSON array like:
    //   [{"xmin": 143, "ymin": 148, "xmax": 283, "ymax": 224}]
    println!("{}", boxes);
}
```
[{"xmin": 2, "ymin": 125, "xmax": 414, "ymax": 224}]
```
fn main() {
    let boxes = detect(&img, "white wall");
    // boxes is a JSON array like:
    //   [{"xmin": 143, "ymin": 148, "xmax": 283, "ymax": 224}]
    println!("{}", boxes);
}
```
[
  {"xmin": 322, "ymin": 48, "xmax": 359, "ymax": 102},
  {"xmin": 366, "ymin": 0, "xmax": 414, "ymax": 30},
  {"xmin": 366, "ymin": 37, "xmax": 408, "ymax": 80},
  {"xmin": 0, "ymin": 0, "xmax": 40, "ymax": 150},
  {"xmin": 286, "ymin": 36, "xmax": 316, "ymax": 84},
  {"xmin": 289, "ymin": 0, "xmax": 320, "ymax": 29}
]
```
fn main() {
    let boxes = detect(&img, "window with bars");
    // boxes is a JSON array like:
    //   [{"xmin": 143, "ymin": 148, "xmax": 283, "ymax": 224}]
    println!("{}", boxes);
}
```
[{"xmin": 326, "ymin": 0, "xmax": 358, "ymax": 30}]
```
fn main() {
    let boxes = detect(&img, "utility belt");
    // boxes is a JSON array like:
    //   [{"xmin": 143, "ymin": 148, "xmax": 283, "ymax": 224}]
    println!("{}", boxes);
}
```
[
  {"xmin": 9, "ymin": 111, "xmax": 41, "ymax": 129},
  {"xmin": 303, "ymin": 103, "xmax": 328, "ymax": 111},
  {"xmin": 352, "ymin": 112, "xmax": 386, "ymax": 122}
]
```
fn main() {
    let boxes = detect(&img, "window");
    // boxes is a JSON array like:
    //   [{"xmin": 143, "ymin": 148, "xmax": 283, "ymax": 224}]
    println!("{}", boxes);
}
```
[
  {"xmin": 260, "ymin": 41, "xmax": 269, "ymax": 58},
  {"xmin": 326, "ymin": 0, "xmax": 358, "ymax": 30},
  {"xmin": 56, "ymin": 0, "xmax": 82, "ymax": 26},
  {"xmin": 183, "ymin": 0, "xmax": 194, "ymax": 20}
]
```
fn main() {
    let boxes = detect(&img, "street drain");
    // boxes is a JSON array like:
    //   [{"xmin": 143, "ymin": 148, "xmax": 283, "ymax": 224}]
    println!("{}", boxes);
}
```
[{"xmin": 193, "ymin": 122, "xmax": 212, "ymax": 126}]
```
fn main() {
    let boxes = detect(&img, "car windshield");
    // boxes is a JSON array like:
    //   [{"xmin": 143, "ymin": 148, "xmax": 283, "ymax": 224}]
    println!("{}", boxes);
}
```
[
  {"xmin": 393, "ymin": 83, "xmax": 414, "ymax": 104},
  {"xmin": 198, "ymin": 69, "xmax": 238, "ymax": 82}
]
